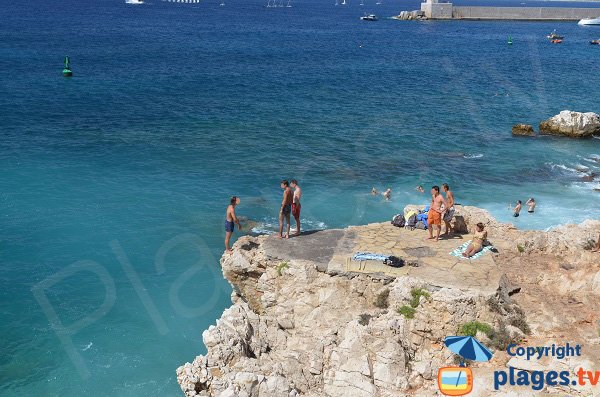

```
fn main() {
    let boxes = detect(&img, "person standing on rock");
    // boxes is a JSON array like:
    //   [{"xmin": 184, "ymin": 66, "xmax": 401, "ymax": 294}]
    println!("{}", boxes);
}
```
[
  {"xmin": 427, "ymin": 186, "xmax": 446, "ymax": 241},
  {"xmin": 225, "ymin": 196, "xmax": 241, "ymax": 255},
  {"xmin": 442, "ymin": 183, "xmax": 455, "ymax": 237},
  {"xmin": 278, "ymin": 180, "xmax": 293, "ymax": 239},
  {"xmin": 290, "ymin": 179, "xmax": 302, "ymax": 236}
]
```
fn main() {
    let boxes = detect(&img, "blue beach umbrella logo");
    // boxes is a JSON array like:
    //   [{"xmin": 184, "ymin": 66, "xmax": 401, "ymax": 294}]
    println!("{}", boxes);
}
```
[
  {"xmin": 444, "ymin": 336, "xmax": 493, "ymax": 362},
  {"xmin": 437, "ymin": 336, "xmax": 493, "ymax": 396}
]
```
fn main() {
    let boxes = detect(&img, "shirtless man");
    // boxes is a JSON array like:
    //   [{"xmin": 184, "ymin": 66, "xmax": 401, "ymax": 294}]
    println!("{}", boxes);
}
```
[
  {"xmin": 526, "ymin": 198, "xmax": 536, "ymax": 214},
  {"xmin": 225, "ymin": 196, "xmax": 241, "ymax": 254},
  {"xmin": 427, "ymin": 186, "xmax": 446, "ymax": 241},
  {"xmin": 290, "ymin": 179, "xmax": 302, "ymax": 236},
  {"xmin": 513, "ymin": 200, "xmax": 522, "ymax": 217},
  {"xmin": 382, "ymin": 188, "xmax": 392, "ymax": 201},
  {"xmin": 442, "ymin": 183, "xmax": 455, "ymax": 236},
  {"xmin": 279, "ymin": 180, "xmax": 294, "ymax": 239}
]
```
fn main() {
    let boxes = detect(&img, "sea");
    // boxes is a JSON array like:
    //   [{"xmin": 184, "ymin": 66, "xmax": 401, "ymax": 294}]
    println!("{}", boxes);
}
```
[{"xmin": 1, "ymin": 0, "xmax": 599, "ymax": 394}]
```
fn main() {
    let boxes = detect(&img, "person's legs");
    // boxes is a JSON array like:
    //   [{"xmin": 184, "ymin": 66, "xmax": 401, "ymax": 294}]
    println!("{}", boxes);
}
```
[
  {"xmin": 293, "ymin": 215, "xmax": 300, "ymax": 235},
  {"xmin": 435, "ymin": 224, "xmax": 441, "ymax": 241},
  {"xmin": 292, "ymin": 204, "xmax": 301, "ymax": 236},
  {"xmin": 462, "ymin": 244, "xmax": 473, "ymax": 257},
  {"xmin": 278, "ymin": 210, "xmax": 284, "ymax": 238},
  {"xmin": 444, "ymin": 219, "xmax": 453, "ymax": 236},
  {"xmin": 225, "ymin": 231, "xmax": 233, "ymax": 253},
  {"xmin": 427, "ymin": 213, "xmax": 434, "ymax": 240},
  {"xmin": 285, "ymin": 213, "xmax": 291, "ymax": 238},
  {"xmin": 468, "ymin": 245, "xmax": 483, "ymax": 258}
]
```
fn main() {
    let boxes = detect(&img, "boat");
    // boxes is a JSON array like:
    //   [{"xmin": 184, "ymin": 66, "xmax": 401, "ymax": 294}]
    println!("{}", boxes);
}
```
[
  {"xmin": 590, "ymin": 39, "xmax": 600, "ymax": 45},
  {"xmin": 508, "ymin": 35, "xmax": 513, "ymax": 45},
  {"xmin": 62, "ymin": 56, "xmax": 72, "ymax": 77},
  {"xmin": 550, "ymin": 39, "xmax": 563, "ymax": 44},
  {"xmin": 125, "ymin": 0, "xmax": 144, "ymax": 4},
  {"xmin": 360, "ymin": 0, "xmax": 364, "ymax": 5},
  {"xmin": 546, "ymin": 30, "xmax": 564, "ymax": 40},
  {"xmin": 578, "ymin": 17, "xmax": 600, "ymax": 25},
  {"xmin": 361, "ymin": 13, "xmax": 378, "ymax": 21},
  {"xmin": 341, "ymin": 0, "xmax": 346, "ymax": 5}
]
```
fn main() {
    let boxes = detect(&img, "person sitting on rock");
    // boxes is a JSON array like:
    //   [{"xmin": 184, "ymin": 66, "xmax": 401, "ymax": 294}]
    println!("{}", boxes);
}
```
[{"xmin": 462, "ymin": 223, "xmax": 487, "ymax": 258}]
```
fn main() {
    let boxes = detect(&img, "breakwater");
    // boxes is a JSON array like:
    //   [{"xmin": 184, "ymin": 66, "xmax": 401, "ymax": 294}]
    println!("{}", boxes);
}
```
[{"xmin": 421, "ymin": 1, "xmax": 600, "ymax": 20}]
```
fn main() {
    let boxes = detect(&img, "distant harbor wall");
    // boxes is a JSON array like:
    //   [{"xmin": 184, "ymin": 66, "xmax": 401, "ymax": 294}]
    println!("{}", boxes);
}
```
[
  {"xmin": 420, "ymin": 1, "xmax": 600, "ymax": 20},
  {"xmin": 453, "ymin": 6, "xmax": 600, "ymax": 20}
]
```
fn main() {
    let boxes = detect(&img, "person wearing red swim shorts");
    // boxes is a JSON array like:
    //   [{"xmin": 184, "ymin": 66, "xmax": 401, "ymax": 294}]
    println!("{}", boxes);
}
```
[
  {"xmin": 427, "ymin": 185, "xmax": 446, "ymax": 242},
  {"xmin": 290, "ymin": 179, "xmax": 302, "ymax": 236}
]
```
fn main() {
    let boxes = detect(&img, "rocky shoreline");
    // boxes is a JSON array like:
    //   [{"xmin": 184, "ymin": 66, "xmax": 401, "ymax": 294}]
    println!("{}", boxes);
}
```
[{"xmin": 177, "ymin": 206, "xmax": 600, "ymax": 396}]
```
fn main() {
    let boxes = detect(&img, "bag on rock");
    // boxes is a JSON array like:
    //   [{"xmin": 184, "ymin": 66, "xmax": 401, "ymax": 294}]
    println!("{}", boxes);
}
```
[{"xmin": 391, "ymin": 214, "xmax": 405, "ymax": 227}]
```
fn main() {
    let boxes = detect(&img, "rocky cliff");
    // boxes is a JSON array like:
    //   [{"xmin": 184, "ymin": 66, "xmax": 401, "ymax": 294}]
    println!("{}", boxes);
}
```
[{"xmin": 177, "ymin": 206, "xmax": 600, "ymax": 396}]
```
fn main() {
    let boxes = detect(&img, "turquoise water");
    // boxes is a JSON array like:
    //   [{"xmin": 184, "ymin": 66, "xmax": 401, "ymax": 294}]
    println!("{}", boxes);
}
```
[{"xmin": 1, "ymin": 0, "xmax": 599, "ymax": 395}]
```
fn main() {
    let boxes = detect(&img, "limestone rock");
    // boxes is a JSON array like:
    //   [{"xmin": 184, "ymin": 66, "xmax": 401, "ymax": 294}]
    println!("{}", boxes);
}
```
[
  {"xmin": 511, "ymin": 124, "xmax": 535, "ymax": 136},
  {"xmin": 539, "ymin": 110, "xmax": 600, "ymax": 138},
  {"xmin": 177, "ymin": 206, "xmax": 599, "ymax": 397}
]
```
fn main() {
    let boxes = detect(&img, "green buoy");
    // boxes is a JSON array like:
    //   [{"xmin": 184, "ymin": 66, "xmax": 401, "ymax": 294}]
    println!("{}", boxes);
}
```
[
  {"xmin": 508, "ymin": 35, "xmax": 513, "ymax": 45},
  {"xmin": 62, "ymin": 56, "xmax": 73, "ymax": 77}
]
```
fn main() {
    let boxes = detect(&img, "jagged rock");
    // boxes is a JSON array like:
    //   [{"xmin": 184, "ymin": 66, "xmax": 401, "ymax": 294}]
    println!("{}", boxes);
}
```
[
  {"xmin": 177, "ymin": 206, "xmax": 600, "ymax": 397},
  {"xmin": 539, "ymin": 110, "xmax": 600, "ymax": 138},
  {"xmin": 512, "ymin": 124, "xmax": 535, "ymax": 136}
]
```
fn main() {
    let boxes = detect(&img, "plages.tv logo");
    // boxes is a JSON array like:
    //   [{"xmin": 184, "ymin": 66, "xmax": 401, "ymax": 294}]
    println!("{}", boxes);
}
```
[{"xmin": 437, "ymin": 335, "xmax": 494, "ymax": 396}]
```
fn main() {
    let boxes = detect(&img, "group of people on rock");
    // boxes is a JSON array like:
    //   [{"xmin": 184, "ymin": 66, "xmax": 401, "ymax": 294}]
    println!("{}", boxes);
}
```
[
  {"xmin": 224, "ymin": 179, "xmax": 302, "ymax": 254},
  {"xmin": 224, "ymin": 182, "xmax": 599, "ymax": 258}
]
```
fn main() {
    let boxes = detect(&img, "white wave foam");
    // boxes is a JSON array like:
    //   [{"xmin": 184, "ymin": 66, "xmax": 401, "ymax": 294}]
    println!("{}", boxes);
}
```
[
  {"xmin": 82, "ymin": 342, "xmax": 93, "ymax": 351},
  {"xmin": 463, "ymin": 153, "xmax": 483, "ymax": 159}
]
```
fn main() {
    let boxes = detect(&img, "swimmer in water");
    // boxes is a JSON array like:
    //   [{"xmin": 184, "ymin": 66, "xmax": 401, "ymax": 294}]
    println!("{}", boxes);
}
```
[{"xmin": 382, "ymin": 188, "xmax": 391, "ymax": 201}]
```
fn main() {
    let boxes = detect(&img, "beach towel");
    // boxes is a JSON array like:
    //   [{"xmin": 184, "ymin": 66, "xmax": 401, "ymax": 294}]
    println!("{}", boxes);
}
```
[
  {"xmin": 352, "ymin": 252, "xmax": 390, "ymax": 261},
  {"xmin": 449, "ymin": 241, "xmax": 493, "ymax": 260}
]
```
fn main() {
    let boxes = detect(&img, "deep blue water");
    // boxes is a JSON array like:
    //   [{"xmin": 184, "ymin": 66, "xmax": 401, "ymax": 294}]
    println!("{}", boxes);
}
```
[{"xmin": 1, "ymin": 0, "xmax": 599, "ymax": 395}]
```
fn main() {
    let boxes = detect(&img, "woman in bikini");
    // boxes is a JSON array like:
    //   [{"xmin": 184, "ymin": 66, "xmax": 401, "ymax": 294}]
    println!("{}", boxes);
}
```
[{"xmin": 462, "ymin": 222, "xmax": 487, "ymax": 258}]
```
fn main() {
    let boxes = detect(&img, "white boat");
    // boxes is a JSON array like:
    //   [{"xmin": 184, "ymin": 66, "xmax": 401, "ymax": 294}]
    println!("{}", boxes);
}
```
[
  {"xmin": 578, "ymin": 17, "xmax": 600, "ymax": 25},
  {"xmin": 360, "ymin": 13, "xmax": 378, "ymax": 21},
  {"xmin": 125, "ymin": 0, "xmax": 144, "ymax": 4}
]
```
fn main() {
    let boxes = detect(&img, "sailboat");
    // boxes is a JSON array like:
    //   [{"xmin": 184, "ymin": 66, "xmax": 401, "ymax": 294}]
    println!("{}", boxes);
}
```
[
  {"xmin": 220, "ymin": 0, "xmax": 225, "ymax": 5},
  {"xmin": 508, "ymin": 35, "xmax": 513, "ymax": 45},
  {"xmin": 341, "ymin": 0, "xmax": 346, "ymax": 5},
  {"xmin": 125, "ymin": 0, "xmax": 144, "ymax": 4},
  {"xmin": 360, "ymin": 0, "xmax": 364, "ymax": 5},
  {"xmin": 286, "ymin": 0, "xmax": 292, "ymax": 7},
  {"xmin": 335, "ymin": 0, "xmax": 339, "ymax": 5}
]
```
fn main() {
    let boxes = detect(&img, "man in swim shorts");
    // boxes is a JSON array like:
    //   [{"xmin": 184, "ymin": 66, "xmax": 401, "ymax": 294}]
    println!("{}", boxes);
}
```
[
  {"xmin": 442, "ymin": 183, "xmax": 455, "ymax": 236},
  {"xmin": 290, "ymin": 179, "xmax": 302, "ymax": 236},
  {"xmin": 513, "ymin": 200, "xmax": 522, "ymax": 217},
  {"xmin": 225, "ymin": 196, "xmax": 241, "ymax": 254},
  {"xmin": 279, "ymin": 180, "xmax": 293, "ymax": 239},
  {"xmin": 427, "ymin": 185, "xmax": 446, "ymax": 242},
  {"xmin": 526, "ymin": 198, "xmax": 536, "ymax": 213}
]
